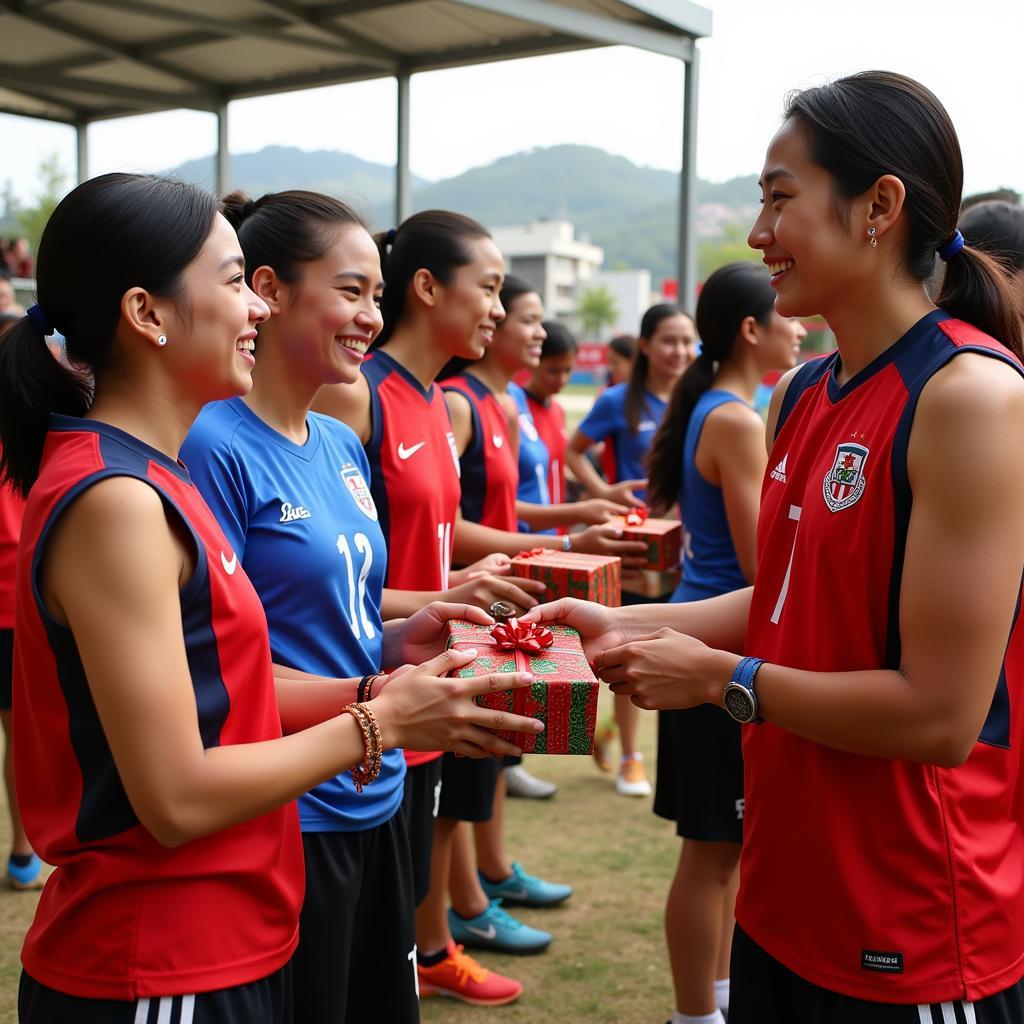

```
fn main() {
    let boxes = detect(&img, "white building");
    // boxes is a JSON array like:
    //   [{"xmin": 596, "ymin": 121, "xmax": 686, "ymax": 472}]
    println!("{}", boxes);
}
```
[
  {"xmin": 581, "ymin": 268, "xmax": 654, "ymax": 340},
  {"xmin": 489, "ymin": 220, "xmax": 604, "ymax": 325}
]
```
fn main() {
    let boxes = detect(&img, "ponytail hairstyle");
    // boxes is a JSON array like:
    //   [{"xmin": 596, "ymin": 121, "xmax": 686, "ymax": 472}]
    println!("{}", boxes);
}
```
[
  {"xmin": 373, "ymin": 209, "xmax": 491, "ymax": 348},
  {"xmin": 0, "ymin": 173, "xmax": 217, "ymax": 496},
  {"xmin": 220, "ymin": 189, "xmax": 365, "ymax": 290},
  {"xmin": 785, "ymin": 71, "xmax": 1023, "ymax": 358},
  {"xmin": 540, "ymin": 320, "xmax": 578, "ymax": 359},
  {"xmin": 624, "ymin": 303, "xmax": 687, "ymax": 434},
  {"xmin": 608, "ymin": 333, "xmax": 635, "ymax": 361},
  {"xmin": 958, "ymin": 200, "xmax": 1024, "ymax": 275},
  {"xmin": 646, "ymin": 263, "xmax": 775, "ymax": 514}
]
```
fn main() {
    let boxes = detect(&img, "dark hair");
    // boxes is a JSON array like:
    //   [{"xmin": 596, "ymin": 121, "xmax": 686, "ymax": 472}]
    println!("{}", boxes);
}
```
[
  {"xmin": 221, "ymin": 189, "xmax": 365, "ymax": 287},
  {"xmin": 608, "ymin": 333, "xmax": 635, "ymax": 360},
  {"xmin": 373, "ymin": 209, "xmax": 491, "ymax": 347},
  {"xmin": 0, "ymin": 173, "xmax": 218, "ymax": 496},
  {"xmin": 624, "ymin": 303, "xmax": 690, "ymax": 434},
  {"xmin": 540, "ymin": 320, "xmax": 577, "ymax": 359},
  {"xmin": 646, "ymin": 264, "xmax": 775, "ymax": 513},
  {"xmin": 958, "ymin": 201, "xmax": 1024, "ymax": 274},
  {"xmin": 785, "ymin": 70, "xmax": 1023, "ymax": 357}
]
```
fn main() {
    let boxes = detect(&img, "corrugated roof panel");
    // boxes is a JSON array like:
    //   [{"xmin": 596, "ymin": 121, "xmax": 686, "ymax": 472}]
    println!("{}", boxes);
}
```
[{"xmin": 165, "ymin": 38, "xmax": 363, "ymax": 81}]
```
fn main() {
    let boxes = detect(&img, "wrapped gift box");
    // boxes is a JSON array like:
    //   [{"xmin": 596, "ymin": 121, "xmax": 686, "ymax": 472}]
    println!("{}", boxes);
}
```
[
  {"xmin": 510, "ymin": 548, "xmax": 621, "ymax": 606},
  {"xmin": 615, "ymin": 508, "xmax": 682, "ymax": 572},
  {"xmin": 445, "ymin": 618, "xmax": 599, "ymax": 754},
  {"xmin": 622, "ymin": 568, "xmax": 681, "ymax": 600}
]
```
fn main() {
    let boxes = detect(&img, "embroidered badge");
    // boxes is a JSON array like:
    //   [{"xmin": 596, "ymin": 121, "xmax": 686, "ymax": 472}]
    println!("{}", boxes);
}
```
[
  {"xmin": 340, "ymin": 463, "xmax": 378, "ymax": 521},
  {"xmin": 823, "ymin": 442, "xmax": 868, "ymax": 512}
]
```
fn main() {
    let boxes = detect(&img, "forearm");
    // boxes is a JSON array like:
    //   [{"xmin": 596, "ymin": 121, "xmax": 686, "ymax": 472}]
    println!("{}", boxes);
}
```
[
  {"xmin": 273, "ymin": 663, "xmax": 361, "ymax": 733},
  {"xmin": 623, "ymin": 587, "xmax": 752, "ymax": 651},
  {"xmin": 453, "ymin": 518, "xmax": 563, "ymax": 563},
  {"xmin": 381, "ymin": 588, "xmax": 436, "ymax": 621},
  {"xmin": 515, "ymin": 500, "xmax": 575, "ymax": 530},
  {"xmin": 564, "ymin": 448, "xmax": 610, "ymax": 499}
]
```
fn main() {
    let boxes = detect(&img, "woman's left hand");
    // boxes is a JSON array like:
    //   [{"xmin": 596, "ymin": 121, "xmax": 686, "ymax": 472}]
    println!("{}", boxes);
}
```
[
  {"xmin": 596, "ymin": 628, "xmax": 738, "ymax": 710},
  {"xmin": 397, "ymin": 602, "xmax": 493, "ymax": 666}
]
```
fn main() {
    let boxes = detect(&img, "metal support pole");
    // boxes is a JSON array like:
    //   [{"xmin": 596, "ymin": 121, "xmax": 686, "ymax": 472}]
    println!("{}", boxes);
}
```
[
  {"xmin": 215, "ymin": 100, "xmax": 229, "ymax": 195},
  {"xmin": 678, "ymin": 45, "xmax": 700, "ymax": 312},
  {"xmin": 76, "ymin": 122, "xmax": 89, "ymax": 184},
  {"xmin": 395, "ymin": 70, "xmax": 412, "ymax": 225}
]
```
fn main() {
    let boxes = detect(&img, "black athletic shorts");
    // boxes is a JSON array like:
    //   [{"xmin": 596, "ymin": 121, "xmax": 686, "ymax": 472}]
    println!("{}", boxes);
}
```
[
  {"xmin": 437, "ymin": 751, "xmax": 501, "ymax": 822},
  {"xmin": 0, "ymin": 627, "xmax": 13, "ymax": 709},
  {"xmin": 654, "ymin": 703, "xmax": 744, "ymax": 843},
  {"xmin": 401, "ymin": 757, "xmax": 443, "ymax": 906},
  {"xmin": 291, "ymin": 814, "xmax": 418, "ymax": 1024},
  {"xmin": 731, "ymin": 924, "xmax": 1024, "ymax": 1023},
  {"xmin": 19, "ymin": 964, "xmax": 292, "ymax": 1023}
]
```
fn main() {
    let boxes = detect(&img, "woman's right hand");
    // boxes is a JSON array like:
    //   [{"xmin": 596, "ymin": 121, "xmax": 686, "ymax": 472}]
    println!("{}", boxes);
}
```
[
  {"xmin": 602, "ymin": 478, "xmax": 647, "ymax": 507},
  {"xmin": 571, "ymin": 523, "xmax": 649, "ymax": 569},
  {"xmin": 443, "ymin": 572, "xmax": 547, "ymax": 615},
  {"xmin": 519, "ymin": 598, "xmax": 627, "ymax": 667},
  {"xmin": 370, "ymin": 647, "xmax": 543, "ymax": 757},
  {"xmin": 571, "ymin": 497, "xmax": 630, "ymax": 524}
]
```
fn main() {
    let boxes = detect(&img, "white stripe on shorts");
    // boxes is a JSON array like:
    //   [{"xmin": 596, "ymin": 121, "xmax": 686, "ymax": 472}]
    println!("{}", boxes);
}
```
[
  {"xmin": 181, "ymin": 993, "xmax": 196, "ymax": 1024},
  {"xmin": 156, "ymin": 996, "xmax": 172, "ymax": 1024},
  {"xmin": 963, "ymin": 1003, "xmax": 977, "ymax": 1024},
  {"xmin": 134, "ymin": 998, "xmax": 151, "ymax": 1024}
]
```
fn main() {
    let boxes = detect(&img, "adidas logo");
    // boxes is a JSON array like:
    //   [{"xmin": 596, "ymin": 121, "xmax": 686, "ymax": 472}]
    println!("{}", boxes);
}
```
[{"xmin": 770, "ymin": 454, "xmax": 788, "ymax": 483}]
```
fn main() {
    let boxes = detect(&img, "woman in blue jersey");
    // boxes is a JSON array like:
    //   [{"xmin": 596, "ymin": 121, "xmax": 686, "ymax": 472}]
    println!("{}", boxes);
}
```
[
  {"xmin": 566, "ymin": 303, "xmax": 698, "ymax": 797},
  {"xmin": 645, "ymin": 263, "xmax": 805, "ymax": 1024},
  {"xmin": 0, "ymin": 175, "xmax": 542, "ymax": 1024},
  {"xmin": 181, "ymin": 190, "xmax": 543, "ymax": 1024}
]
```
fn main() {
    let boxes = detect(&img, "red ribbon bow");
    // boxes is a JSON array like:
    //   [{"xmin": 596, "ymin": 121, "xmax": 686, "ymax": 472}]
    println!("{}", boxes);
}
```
[
  {"xmin": 624, "ymin": 507, "xmax": 649, "ymax": 526},
  {"xmin": 515, "ymin": 548, "xmax": 547, "ymax": 559},
  {"xmin": 489, "ymin": 618, "xmax": 554, "ymax": 653}
]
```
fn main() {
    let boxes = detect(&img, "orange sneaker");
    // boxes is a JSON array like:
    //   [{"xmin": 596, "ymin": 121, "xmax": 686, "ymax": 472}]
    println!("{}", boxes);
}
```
[
  {"xmin": 418, "ymin": 941, "xmax": 523, "ymax": 1006},
  {"xmin": 592, "ymin": 716, "xmax": 616, "ymax": 773}
]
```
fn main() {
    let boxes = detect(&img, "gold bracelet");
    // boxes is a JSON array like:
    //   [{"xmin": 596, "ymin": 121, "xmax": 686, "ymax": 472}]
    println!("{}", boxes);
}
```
[
  {"xmin": 341, "ymin": 704, "xmax": 382, "ymax": 794},
  {"xmin": 355, "ymin": 702, "xmax": 383, "ymax": 783}
]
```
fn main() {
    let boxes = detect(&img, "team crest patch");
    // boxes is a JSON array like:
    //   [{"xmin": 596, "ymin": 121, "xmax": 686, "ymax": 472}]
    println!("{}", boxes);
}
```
[
  {"xmin": 823, "ymin": 443, "xmax": 869, "ymax": 512},
  {"xmin": 340, "ymin": 463, "xmax": 378, "ymax": 521}
]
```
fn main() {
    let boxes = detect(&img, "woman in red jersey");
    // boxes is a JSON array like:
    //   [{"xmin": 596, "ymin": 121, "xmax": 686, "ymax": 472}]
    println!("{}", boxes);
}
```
[
  {"xmin": 525, "ymin": 71, "xmax": 1024, "ymax": 1023},
  {"xmin": 0, "ymin": 174, "xmax": 542, "ymax": 1024}
]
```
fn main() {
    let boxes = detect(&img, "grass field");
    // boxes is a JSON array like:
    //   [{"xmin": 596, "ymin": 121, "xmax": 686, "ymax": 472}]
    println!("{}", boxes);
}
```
[{"xmin": 0, "ymin": 691, "xmax": 680, "ymax": 1024}]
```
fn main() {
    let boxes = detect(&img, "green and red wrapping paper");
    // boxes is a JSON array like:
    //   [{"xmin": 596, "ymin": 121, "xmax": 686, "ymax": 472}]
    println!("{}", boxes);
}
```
[
  {"xmin": 510, "ymin": 548, "xmax": 621, "ymax": 606},
  {"xmin": 614, "ymin": 507, "xmax": 682, "ymax": 572},
  {"xmin": 445, "ymin": 618, "xmax": 599, "ymax": 754}
]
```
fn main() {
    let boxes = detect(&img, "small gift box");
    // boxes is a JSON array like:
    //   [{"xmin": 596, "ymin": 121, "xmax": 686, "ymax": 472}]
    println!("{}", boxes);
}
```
[
  {"xmin": 622, "ymin": 568, "xmax": 681, "ymax": 599},
  {"xmin": 510, "ymin": 548, "xmax": 621, "ymax": 606},
  {"xmin": 445, "ymin": 618, "xmax": 599, "ymax": 754},
  {"xmin": 615, "ymin": 507, "xmax": 682, "ymax": 572}
]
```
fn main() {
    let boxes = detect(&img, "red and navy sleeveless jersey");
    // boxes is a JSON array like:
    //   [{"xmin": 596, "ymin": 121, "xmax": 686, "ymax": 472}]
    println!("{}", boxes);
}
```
[
  {"xmin": 441, "ymin": 373, "xmax": 518, "ymax": 533},
  {"xmin": 14, "ymin": 415, "xmax": 303, "ymax": 1000},
  {"xmin": 525, "ymin": 391, "xmax": 567, "ymax": 506},
  {"xmin": 0, "ymin": 472, "xmax": 25, "ymax": 628},
  {"xmin": 364, "ymin": 350, "xmax": 462, "ymax": 768},
  {"xmin": 739, "ymin": 311, "xmax": 1024, "ymax": 1003}
]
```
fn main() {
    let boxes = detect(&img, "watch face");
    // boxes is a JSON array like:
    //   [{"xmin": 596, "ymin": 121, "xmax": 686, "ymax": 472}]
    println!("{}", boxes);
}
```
[{"xmin": 723, "ymin": 683, "xmax": 755, "ymax": 723}]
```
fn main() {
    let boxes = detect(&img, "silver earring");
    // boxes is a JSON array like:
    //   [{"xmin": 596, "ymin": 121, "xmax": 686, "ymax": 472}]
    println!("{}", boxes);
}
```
[
  {"xmin": 868, "ymin": 226, "xmax": 877, "ymax": 248},
  {"xmin": 157, "ymin": 335, "xmax": 167, "ymax": 347}
]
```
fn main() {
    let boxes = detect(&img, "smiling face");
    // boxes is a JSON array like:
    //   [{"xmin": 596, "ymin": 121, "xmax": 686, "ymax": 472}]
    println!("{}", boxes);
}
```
[
  {"xmin": 753, "ymin": 309, "xmax": 807, "ymax": 372},
  {"xmin": 432, "ymin": 236, "xmax": 506, "ymax": 359},
  {"xmin": 748, "ymin": 118, "xmax": 870, "ymax": 319},
  {"xmin": 490, "ymin": 290, "xmax": 545, "ymax": 374},
  {"xmin": 273, "ymin": 225, "xmax": 384, "ymax": 387},
  {"xmin": 530, "ymin": 351, "xmax": 575, "ymax": 398},
  {"xmin": 641, "ymin": 312, "xmax": 697, "ymax": 385},
  {"xmin": 163, "ymin": 213, "xmax": 269, "ymax": 403}
]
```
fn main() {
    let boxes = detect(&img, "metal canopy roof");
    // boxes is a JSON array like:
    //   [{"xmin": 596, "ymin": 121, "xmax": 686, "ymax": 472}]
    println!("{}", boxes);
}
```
[{"xmin": 0, "ymin": 0, "xmax": 710, "ymax": 124}]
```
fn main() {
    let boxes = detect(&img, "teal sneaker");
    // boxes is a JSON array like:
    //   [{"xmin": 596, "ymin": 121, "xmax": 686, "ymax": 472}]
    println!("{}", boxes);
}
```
[
  {"xmin": 478, "ymin": 861, "xmax": 572, "ymax": 908},
  {"xmin": 7, "ymin": 853, "xmax": 44, "ymax": 891},
  {"xmin": 448, "ymin": 899, "xmax": 551, "ymax": 955}
]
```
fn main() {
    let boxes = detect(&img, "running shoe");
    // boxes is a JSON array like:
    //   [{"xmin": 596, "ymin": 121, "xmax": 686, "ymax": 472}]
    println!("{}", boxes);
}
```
[
  {"xmin": 616, "ymin": 753, "xmax": 652, "ymax": 797},
  {"xmin": 7, "ymin": 853, "xmax": 44, "ymax": 891},
  {"xmin": 418, "ymin": 941, "xmax": 523, "ymax": 1006},
  {"xmin": 504, "ymin": 763, "xmax": 558, "ymax": 799},
  {"xmin": 479, "ymin": 861, "xmax": 572, "ymax": 908},
  {"xmin": 448, "ymin": 899, "xmax": 552, "ymax": 954},
  {"xmin": 592, "ymin": 715, "xmax": 616, "ymax": 772}
]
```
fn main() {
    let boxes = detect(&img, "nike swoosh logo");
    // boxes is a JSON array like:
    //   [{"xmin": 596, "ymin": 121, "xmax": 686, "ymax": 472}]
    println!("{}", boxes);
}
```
[
  {"xmin": 221, "ymin": 551, "xmax": 237, "ymax": 575},
  {"xmin": 466, "ymin": 925, "xmax": 497, "ymax": 939},
  {"xmin": 492, "ymin": 434, "xmax": 504, "ymax": 449},
  {"xmin": 398, "ymin": 441, "xmax": 426, "ymax": 460}
]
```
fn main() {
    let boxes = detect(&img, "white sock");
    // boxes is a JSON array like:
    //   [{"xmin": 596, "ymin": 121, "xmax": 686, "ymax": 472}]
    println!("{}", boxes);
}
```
[
  {"xmin": 671, "ymin": 1012, "xmax": 725, "ymax": 1024},
  {"xmin": 714, "ymin": 977, "xmax": 730, "ymax": 1012},
  {"xmin": 620, "ymin": 751, "xmax": 644, "ymax": 764}
]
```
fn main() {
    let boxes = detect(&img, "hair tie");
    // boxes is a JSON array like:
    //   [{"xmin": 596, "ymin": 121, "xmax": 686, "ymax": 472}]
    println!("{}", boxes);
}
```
[
  {"xmin": 938, "ymin": 230, "xmax": 965, "ymax": 262},
  {"xmin": 26, "ymin": 304, "xmax": 53, "ymax": 335},
  {"xmin": 384, "ymin": 228, "xmax": 397, "ymax": 246}
]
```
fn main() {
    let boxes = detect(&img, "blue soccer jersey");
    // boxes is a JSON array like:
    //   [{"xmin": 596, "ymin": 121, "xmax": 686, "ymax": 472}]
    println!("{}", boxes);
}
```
[
  {"xmin": 509, "ymin": 382, "xmax": 552, "ymax": 533},
  {"xmin": 182, "ymin": 397, "xmax": 403, "ymax": 832},
  {"xmin": 577, "ymin": 383, "xmax": 666, "ymax": 494}
]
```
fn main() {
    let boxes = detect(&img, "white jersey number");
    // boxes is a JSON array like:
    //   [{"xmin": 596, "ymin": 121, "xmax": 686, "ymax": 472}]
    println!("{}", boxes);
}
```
[
  {"xmin": 336, "ymin": 532, "xmax": 376, "ymax": 640},
  {"xmin": 437, "ymin": 521, "xmax": 452, "ymax": 591},
  {"xmin": 770, "ymin": 504, "xmax": 802, "ymax": 625}
]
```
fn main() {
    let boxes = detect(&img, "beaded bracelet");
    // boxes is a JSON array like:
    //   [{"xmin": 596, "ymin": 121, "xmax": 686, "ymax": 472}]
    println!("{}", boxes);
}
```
[
  {"xmin": 357, "ymin": 673, "xmax": 382, "ymax": 703},
  {"xmin": 342, "ymin": 703, "xmax": 383, "ymax": 793}
]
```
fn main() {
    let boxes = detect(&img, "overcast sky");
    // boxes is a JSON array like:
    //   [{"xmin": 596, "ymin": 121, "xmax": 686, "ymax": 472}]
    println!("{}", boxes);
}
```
[{"xmin": 2, "ymin": 0, "xmax": 1022, "ymax": 206}]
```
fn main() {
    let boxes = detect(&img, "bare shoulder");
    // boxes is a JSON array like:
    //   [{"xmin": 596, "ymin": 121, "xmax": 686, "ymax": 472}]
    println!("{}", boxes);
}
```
[
  {"xmin": 765, "ymin": 364, "xmax": 803, "ymax": 453},
  {"xmin": 312, "ymin": 374, "xmax": 371, "ymax": 440},
  {"xmin": 916, "ymin": 351, "xmax": 1024, "ymax": 436}
]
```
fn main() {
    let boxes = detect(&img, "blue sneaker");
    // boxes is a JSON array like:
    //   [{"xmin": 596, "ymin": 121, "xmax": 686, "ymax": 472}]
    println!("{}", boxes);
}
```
[
  {"xmin": 448, "ymin": 899, "xmax": 551, "ymax": 955},
  {"xmin": 479, "ymin": 861, "xmax": 572, "ymax": 908},
  {"xmin": 7, "ymin": 853, "xmax": 44, "ymax": 891}
]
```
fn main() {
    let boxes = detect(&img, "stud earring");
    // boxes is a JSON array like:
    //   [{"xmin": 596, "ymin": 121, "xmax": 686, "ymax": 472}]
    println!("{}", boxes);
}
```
[
  {"xmin": 157, "ymin": 335, "xmax": 167, "ymax": 347},
  {"xmin": 868, "ymin": 226, "xmax": 877, "ymax": 248}
]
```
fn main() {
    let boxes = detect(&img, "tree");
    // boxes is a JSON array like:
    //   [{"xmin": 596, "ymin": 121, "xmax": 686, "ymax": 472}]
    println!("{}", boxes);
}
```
[
  {"xmin": 577, "ymin": 284, "xmax": 619, "ymax": 339},
  {"xmin": 697, "ymin": 222, "xmax": 762, "ymax": 280},
  {"xmin": 17, "ymin": 154, "xmax": 69, "ymax": 256}
]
